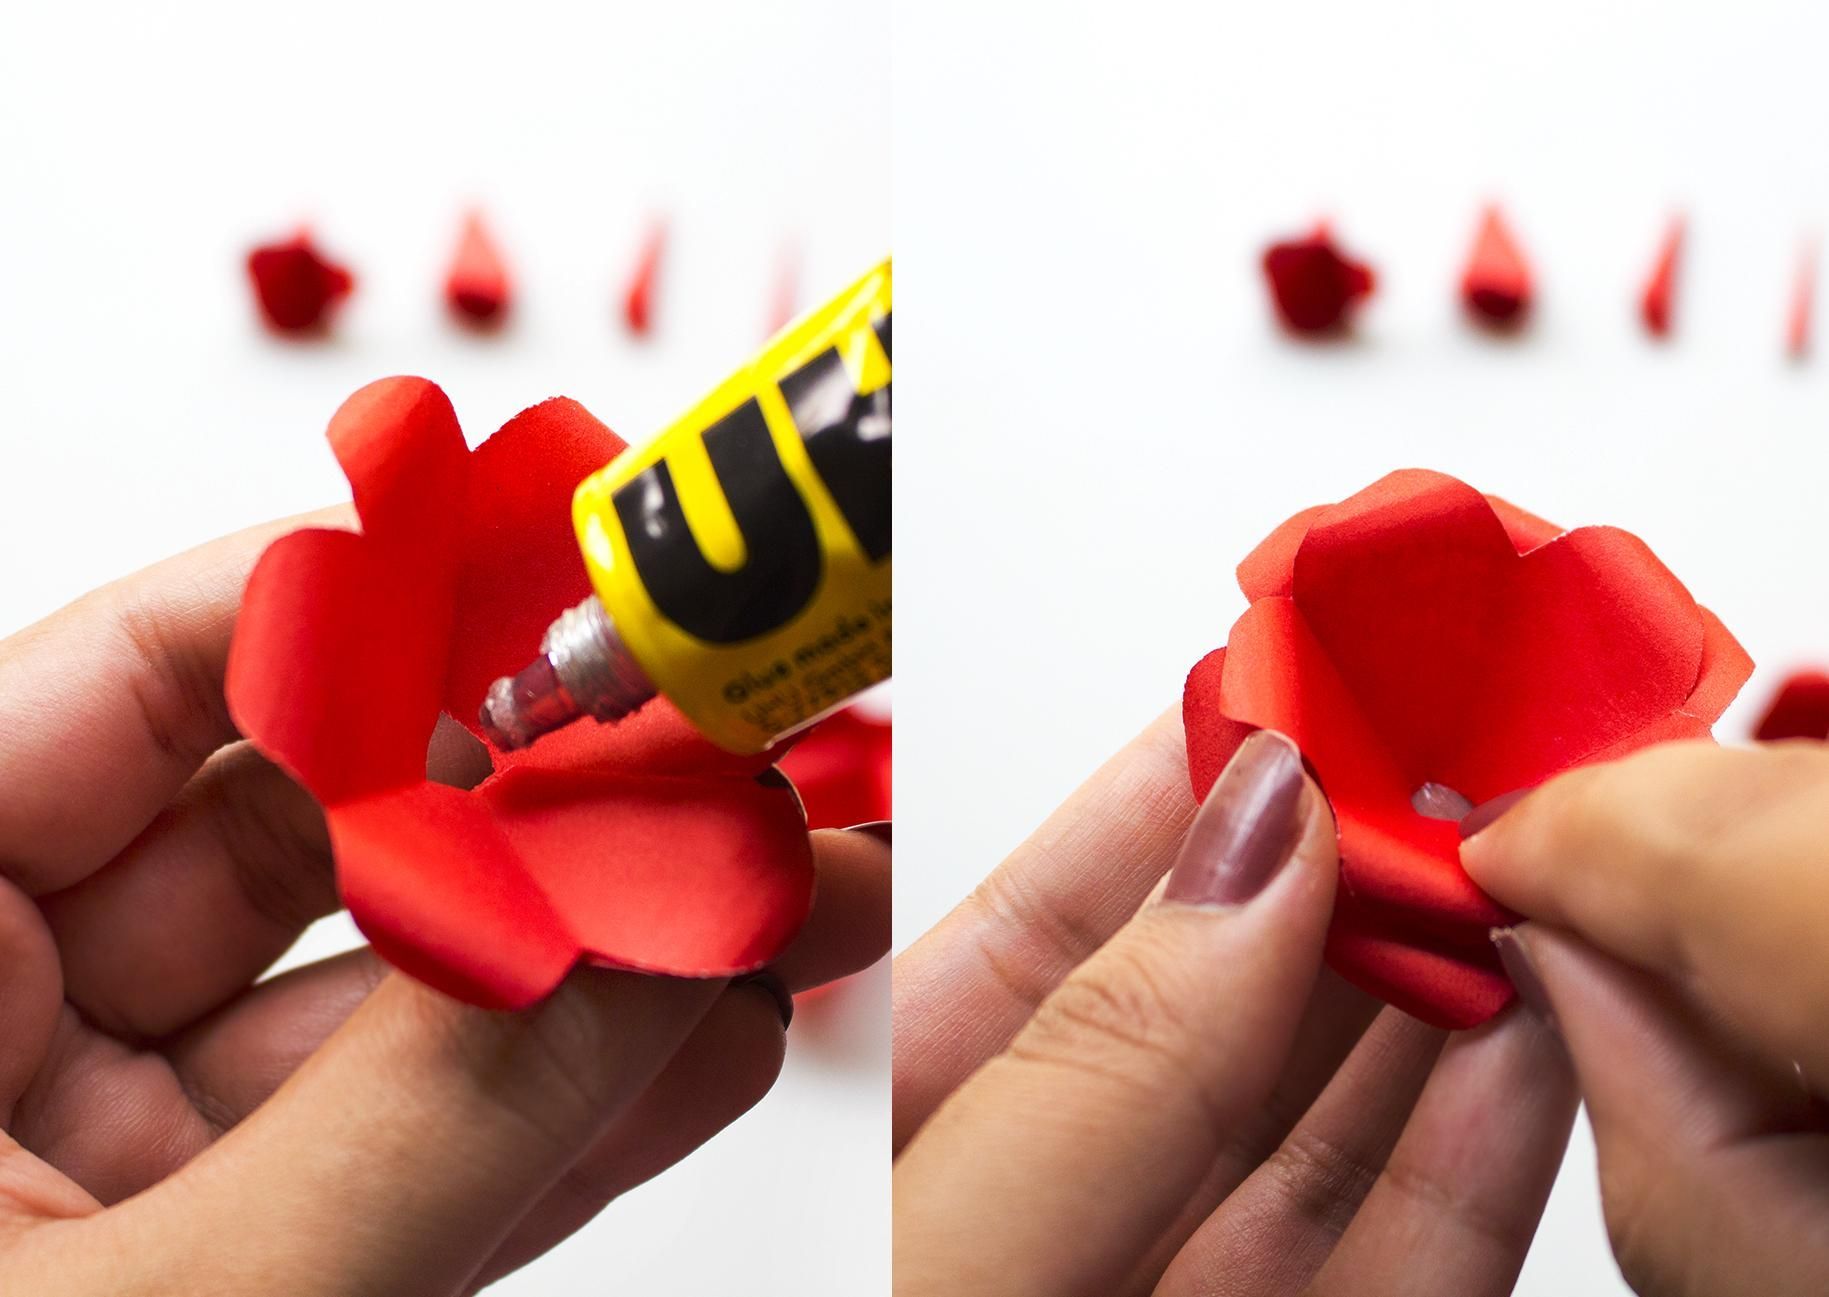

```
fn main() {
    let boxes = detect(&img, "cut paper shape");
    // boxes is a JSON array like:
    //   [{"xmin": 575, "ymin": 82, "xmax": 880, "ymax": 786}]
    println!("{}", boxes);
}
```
[
  {"xmin": 225, "ymin": 377, "xmax": 814, "ymax": 1009},
  {"xmin": 777, "ymin": 707, "xmax": 891, "ymax": 830},
  {"xmin": 1460, "ymin": 205, "xmax": 1532, "ymax": 328},
  {"xmin": 622, "ymin": 221, "xmax": 667, "ymax": 336},
  {"xmin": 246, "ymin": 230, "xmax": 354, "ymax": 333},
  {"xmin": 446, "ymin": 210, "xmax": 512, "ymax": 326},
  {"xmin": 1183, "ymin": 470, "xmax": 1750, "ymax": 1029},
  {"xmin": 1262, "ymin": 223, "xmax": 1376, "ymax": 336},
  {"xmin": 1640, "ymin": 215, "xmax": 1685, "ymax": 338},
  {"xmin": 1753, "ymin": 670, "xmax": 1829, "ymax": 741},
  {"xmin": 1789, "ymin": 238, "xmax": 1816, "ymax": 360}
]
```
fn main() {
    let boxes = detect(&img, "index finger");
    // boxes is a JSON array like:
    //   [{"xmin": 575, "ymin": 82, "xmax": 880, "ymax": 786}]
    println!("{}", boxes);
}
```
[
  {"xmin": 892, "ymin": 706, "xmax": 1197, "ymax": 1151},
  {"xmin": 0, "ymin": 509, "xmax": 342, "ymax": 894},
  {"xmin": 1460, "ymin": 739, "xmax": 1829, "ymax": 1078}
]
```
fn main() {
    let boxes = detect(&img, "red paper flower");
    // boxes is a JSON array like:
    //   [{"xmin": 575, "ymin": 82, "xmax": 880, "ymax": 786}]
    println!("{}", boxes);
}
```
[
  {"xmin": 1262, "ymin": 224, "xmax": 1376, "ymax": 335},
  {"xmin": 1182, "ymin": 470, "xmax": 1750, "ymax": 1028},
  {"xmin": 247, "ymin": 230, "xmax": 354, "ymax": 333},
  {"xmin": 776, "ymin": 708, "xmax": 891, "ymax": 830},
  {"xmin": 225, "ymin": 377, "xmax": 813, "ymax": 1010},
  {"xmin": 445, "ymin": 210, "xmax": 512, "ymax": 325},
  {"xmin": 622, "ymin": 221, "xmax": 666, "ymax": 337},
  {"xmin": 1460, "ymin": 205, "xmax": 1532, "ymax": 328},
  {"xmin": 1753, "ymin": 670, "xmax": 1829, "ymax": 741},
  {"xmin": 1640, "ymin": 215, "xmax": 1685, "ymax": 338}
]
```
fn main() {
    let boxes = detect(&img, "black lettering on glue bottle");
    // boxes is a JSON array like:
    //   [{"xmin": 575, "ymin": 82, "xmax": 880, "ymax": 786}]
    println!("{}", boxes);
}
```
[
  {"xmin": 779, "ymin": 311, "xmax": 892, "ymax": 563},
  {"xmin": 612, "ymin": 398, "xmax": 823, "ymax": 644}
]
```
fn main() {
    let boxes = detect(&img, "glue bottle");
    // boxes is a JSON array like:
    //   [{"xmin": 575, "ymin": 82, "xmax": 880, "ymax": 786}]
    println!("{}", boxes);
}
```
[{"xmin": 479, "ymin": 259, "xmax": 891, "ymax": 755}]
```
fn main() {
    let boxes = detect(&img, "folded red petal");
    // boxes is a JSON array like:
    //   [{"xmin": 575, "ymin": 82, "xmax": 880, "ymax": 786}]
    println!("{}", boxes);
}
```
[
  {"xmin": 776, "ymin": 708, "xmax": 893, "ymax": 829},
  {"xmin": 1460, "ymin": 205, "xmax": 1532, "ymax": 327},
  {"xmin": 1752, "ymin": 669, "xmax": 1829, "ymax": 742},
  {"xmin": 247, "ymin": 231, "xmax": 354, "ymax": 333},
  {"xmin": 332, "ymin": 784, "xmax": 577, "ymax": 1010},
  {"xmin": 446, "ymin": 211, "xmax": 512, "ymax": 325},
  {"xmin": 1185, "ymin": 469, "xmax": 1748, "ymax": 1029},
  {"xmin": 483, "ymin": 768, "xmax": 814, "ymax": 976},
  {"xmin": 1262, "ymin": 225, "xmax": 1375, "ymax": 335}
]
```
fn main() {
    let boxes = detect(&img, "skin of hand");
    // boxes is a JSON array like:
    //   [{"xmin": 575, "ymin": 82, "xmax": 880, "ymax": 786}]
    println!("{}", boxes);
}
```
[
  {"xmin": 1460, "ymin": 740, "xmax": 1829, "ymax": 1297},
  {"xmin": 894, "ymin": 713, "xmax": 1576, "ymax": 1297},
  {"xmin": 0, "ymin": 512, "xmax": 891, "ymax": 1296}
]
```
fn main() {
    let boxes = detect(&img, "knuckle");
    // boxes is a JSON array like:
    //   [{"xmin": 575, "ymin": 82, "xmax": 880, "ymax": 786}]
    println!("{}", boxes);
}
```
[
  {"xmin": 205, "ymin": 752, "xmax": 336, "ymax": 933},
  {"xmin": 1258, "ymin": 1123, "xmax": 1387, "ymax": 1240},
  {"xmin": 111, "ymin": 588, "xmax": 232, "ymax": 767}
]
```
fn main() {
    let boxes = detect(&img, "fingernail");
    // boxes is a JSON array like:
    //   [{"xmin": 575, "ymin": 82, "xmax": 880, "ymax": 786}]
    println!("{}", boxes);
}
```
[
  {"xmin": 731, "ymin": 971, "xmax": 794, "ymax": 1029},
  {"xmin": 1491, "ymin": 926, "xmax": 1555, "ymax": 1027},
  {"xmin": 845, "ymin": 820, "xmax": 892, "ymax": 845},
  {"xmin": 1162, "ymin": 730, "xmax": 1309, "ymax": 907},
  {"xmin": 1459, "ymin": 787, "xmax": 1531, "ymax": 839}
]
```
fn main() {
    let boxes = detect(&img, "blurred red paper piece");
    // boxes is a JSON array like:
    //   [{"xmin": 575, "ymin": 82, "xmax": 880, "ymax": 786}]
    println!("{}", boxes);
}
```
[
  {"xmin": 246, "ymin": 230, "xmax": 353, "ymax": 333},
  {"xmin": 225, "ymin": 377, "xmax": 814, "ymax": 1009},
  {"xmin": 445, "ymin": 210, "xmax": 512, "ymax": 325},
  {"xmin": 1789, "ymin": 238, "xmax": 1816, "ymax": 360},
  {"xmin": 1640, "ymin": 216, "xmax": 1685, "ymax": 337},
  {"xmin": 765, "ymin": 244, "xmax": 800, "ymax": 338},
  {"xmin": 1184, "ymin": 470, "xmax": 1750, "ymax": 1029},
  {"xmin": 1262, "ymin": 224, "xmax": 1375, "ymax": 335},
  {"xmin": 1753, "ymin": 670, "xmax": 1829, "ymax": 741},
  {"xmin": 623, "ymin": 222, "xmax": 666, "ymax": 336},
  {"xmin": 778, "ymin": 708, "xmax": 891, "ymax": 829},
  {"xmin": 1460, "ymin": 205, "xmax": 1532, "ymax": 328}
]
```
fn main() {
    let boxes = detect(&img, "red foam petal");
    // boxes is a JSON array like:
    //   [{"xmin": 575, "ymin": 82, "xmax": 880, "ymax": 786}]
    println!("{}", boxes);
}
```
[
  {"xmin": 776, "ymin": 708, "xmax": 892, "ymax": 829},
  {"xmin": 483, "ymin": 768, "xmax": 814, "ymax": 977},
  {"xmin": 226, "ymin": 528, "xmax": 448, "ymax": 805},
  {"xmin": 327, "ymin": 378, "xmax": 470, "ymax": 554},
  {"xmin": 445, "ymin": 397, "xmax": 628, "ymax": 734},
  {"xmin": 1261, "ymin": 226, "xmax": 1375, "ymax": 334},
  {"xmin": 623, "ymin": 222, "xmax": 666, "ymax": 336},
  {"xmin": 1640, "ymin": 216, "xmax": 1685, "ymax": 338},
  {"xmin": 1237, "ymin": 506, "xmax": 1328, "ymax": 601},
  {"xmin": 498, "ymin": 696, "xmax": 785, "ymax": 782},
  {"xmin": 1326, "ymin": 897, "xmax": 1513, "ymax": 1029},
  {"xmin": 1753, "ymin": 669, "xmax": 1829, "ymax": 742},
  {"xmin": 446, "ymin": 210, "xmax": 512, "ymax": 325},
  {"xmin": 1292, "ymin": 472, "xmax": 1702, "ymax": 799},
  {"xmin": 333, "ymin": 784, "xmax": 576, "ymax": 1010},
  {"xmin": 1483, "ymin": 492, "xmax": 1563, "ymax": 553},
  {"xmin": 246, "ymin": 232, "xmax": 353, "ymax": 333},
  {"xmin": 1460, "ymin": 205, "xmax": 1533, "ymax": 327}
]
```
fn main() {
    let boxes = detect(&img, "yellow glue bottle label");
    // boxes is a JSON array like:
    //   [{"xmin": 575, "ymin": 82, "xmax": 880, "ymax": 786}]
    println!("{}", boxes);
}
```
[{"xmin": 572, "ymin": 259, "xmax": 892, "ymax": 754}]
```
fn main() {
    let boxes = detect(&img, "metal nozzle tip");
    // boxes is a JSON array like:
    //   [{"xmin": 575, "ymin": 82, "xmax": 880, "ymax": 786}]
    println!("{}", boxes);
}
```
[{"xmin": 478, "ymin": 654, "xmax": 582, "ymax": 751}]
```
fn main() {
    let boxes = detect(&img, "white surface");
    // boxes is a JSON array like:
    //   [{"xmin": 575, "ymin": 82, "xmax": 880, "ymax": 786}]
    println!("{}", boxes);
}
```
[
  {"xmin": 0, "ymin": 4, "xmax": 887, "ymax": 1294},
  {"xmin": 896, "ymin": 2, "xmax": 1828, "ymax": 1293}
]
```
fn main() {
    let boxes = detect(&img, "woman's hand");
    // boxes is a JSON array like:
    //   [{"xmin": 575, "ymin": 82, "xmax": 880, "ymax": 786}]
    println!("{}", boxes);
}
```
[
  {"xmin": 894, "ymin": 714, "xmax": 1575, "ymax": 1297},
  {"xmin": 0, "ymin": 515, "xmax": 891, "ymax": 1295},
  {"xmin": 1462, "ymin": 740, "xmax": 1829, "ymax": 1297}
]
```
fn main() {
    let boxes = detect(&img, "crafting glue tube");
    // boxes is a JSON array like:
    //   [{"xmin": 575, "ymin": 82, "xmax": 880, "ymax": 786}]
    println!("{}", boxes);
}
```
[{"xmin": 482, "ymin": 259, "xmax": 891, "ymax": 755}]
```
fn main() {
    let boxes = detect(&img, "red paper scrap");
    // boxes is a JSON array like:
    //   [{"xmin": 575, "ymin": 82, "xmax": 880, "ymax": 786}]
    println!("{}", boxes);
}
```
[
  {"xmin": 1753, "ymin": 670, "xmax": 1829, "ymax": 741},
  {"xmin": 225, "ymin": 377, "xmax": 814, "ymax": 1009},
  {"xmin": 1183, "ymin": 470, "xmax": 1750, "ymax": 1028},
  {"xmin": 1460, "ymin": 205, "xmax": 1532, "ymax": 328},
  {"xmin": 777, "ymin": 708, "xmax": 891, "ymax": 830},
  {"xmin": 246, "ymin": 230, "xmax": 354, "ymax": 333},
  {"xmin": 623, "ymin": 221, "xmax": 667, "ymax": 336},
  {"xmin": 1789, "ymin": 238, "xmax": 1816, "ymax": 360},
  {"xmin": 446, "ymin": 210, "xmax": 512, "ymax": 325},
  {"xmin": 1262, "ymin": 223, "xmax": 1376, "ymax": 335},
  {"xmin": 1640, "ymin": 216, "xmax": 1685, "ymax": 338}
]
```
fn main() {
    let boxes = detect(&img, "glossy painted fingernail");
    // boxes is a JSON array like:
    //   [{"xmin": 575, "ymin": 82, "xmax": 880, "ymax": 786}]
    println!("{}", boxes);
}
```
[
  {"xmin": 1162, "ymin": 730, "xmax": 1309, "ymax": 907},
  {"xmin": 732, "ymin": 971, "xmax": 794, "ymax": 1029},
  {"xmin": 1460, "ymin": 787, "xmax": 1532, "ymax": 839},
  {"xmin": 845, "ymin": 820, "xmax": 891, "ymax": 845},
  {"xmin": 1491, "ymin": 927, "xmax": 1555, "ymax": 1027}
]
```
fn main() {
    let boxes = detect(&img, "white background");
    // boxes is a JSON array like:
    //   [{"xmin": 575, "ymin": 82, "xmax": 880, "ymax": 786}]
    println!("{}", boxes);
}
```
[
  {"xmin": 0, "ymin": 3, "xmax": 888, "ymax": 1294},
  {"xmin": 895, "ymin": 2, "xmax": 1828, "ymax": 1293}
]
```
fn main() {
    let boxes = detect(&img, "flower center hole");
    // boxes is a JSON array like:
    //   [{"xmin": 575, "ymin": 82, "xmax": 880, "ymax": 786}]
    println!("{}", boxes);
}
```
[{"xmin": 1411, "ymin": 782, "xmax": 1474, "ymax": 822}]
